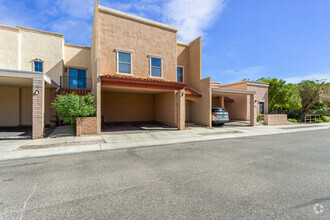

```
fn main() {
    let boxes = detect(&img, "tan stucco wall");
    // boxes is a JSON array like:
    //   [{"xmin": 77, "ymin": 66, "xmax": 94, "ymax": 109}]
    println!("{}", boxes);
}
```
[
  {"xmin": 153, "ymin": 92, "xmax": 176, "ymax": 126},
  {"xmin": 64, "ymin": 44, "xmax": 92, "ymax": 78},
  {"xmin": 0, "ymin": 86, "xmax": 52, "ymax": 127},
  {"xmin": 247, "ymin": 84, "xmax": 269, "ymax": 118},
  {"xmin": 98, "ymin": 10, "xmax": 177, "ymax": 81},
  {"xmin": 221, "ymin": 83, "xmax": 249, "ymax": 120},
  {"xmin": 187, "ymin": 37, "xmax": 212, "ymax": 127},
  {"xmin": 20, "ymin": 28, "xmax": 64, "ymax": 85},
  {"xmin": 177, "ymin": 44, "xmax": 190, "ymax": 84},
  {"xmin": 219, "ymin": 82, "xmax": 269, "ymax": 121},
  {"xmin": 0, "ymin": 87, "xmax": 20, "ymax": 127},
  {"xmin": 0, "ymin": 26, "xmax": 19, "ymax": 70},
  {"xmin": 20, "ymin": 88, "xmax": 32, "ymax": 126},
  {"xmin": 101, "ymin": 92, "xmax": 154, "ymax": 122}
]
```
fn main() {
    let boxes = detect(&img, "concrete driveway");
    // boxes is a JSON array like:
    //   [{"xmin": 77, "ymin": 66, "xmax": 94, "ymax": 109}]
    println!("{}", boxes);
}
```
[
  {"xmin": 0, "ymin": 127, "xmax": 32, "ymax": 140},
  {"xmin": 0, "ymin": 129, "xmax": 329, "ymax": 219},
  {"xmin": 102, "ymin": 121, "xmax": 178, "ymax": 134}
]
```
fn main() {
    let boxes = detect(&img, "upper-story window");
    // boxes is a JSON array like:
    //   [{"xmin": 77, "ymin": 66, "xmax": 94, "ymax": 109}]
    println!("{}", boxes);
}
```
[
  {"xmin": 69, "ymin": 68, "xmax": 86, "ymax": 89},
  {"xmin": 34, "ymin": 61, "xmax": 43, "ymax": 72},
  {"xmin": 150, "ymin": 57, "xmax": 162, "ymax": 78},
  {"xmin": 177, "ymin": 67, "xmax": 184, "ymax": 82},
  {"xmin": 118, "ymin": 52, "xmax": 131, "ymax": 74}
]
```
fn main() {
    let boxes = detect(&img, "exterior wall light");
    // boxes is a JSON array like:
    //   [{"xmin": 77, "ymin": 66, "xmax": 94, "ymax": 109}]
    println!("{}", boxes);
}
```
[{"xmin": 34, "ymin": 90, "xmax": 39, "ymax": 95}]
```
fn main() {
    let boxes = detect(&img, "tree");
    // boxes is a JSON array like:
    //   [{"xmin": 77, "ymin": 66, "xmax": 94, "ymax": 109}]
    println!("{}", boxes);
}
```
[
  {"xmin": 258, "ymin": 77, "xmax": 302, "ymax": 113},
  {"xmin": 52, "ymin": 93, "xmax": 96, "ymax": 128},
  {"xmin": 297, "ymin": 79, "xmax": 327, "ymax": 115}
]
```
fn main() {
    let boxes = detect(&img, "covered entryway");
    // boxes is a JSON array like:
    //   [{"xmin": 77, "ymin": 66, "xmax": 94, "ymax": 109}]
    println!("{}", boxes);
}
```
[
  {"xmin": 0, "ymin": 69, "xmax": 57, "ymax": 139},
  {"xmin": 100, "ymin": 75, "xmax": 185, "ymax": 133},
  {"xmin": 212, "ymin": 88, "xmax": 257, "ymax": 126}
]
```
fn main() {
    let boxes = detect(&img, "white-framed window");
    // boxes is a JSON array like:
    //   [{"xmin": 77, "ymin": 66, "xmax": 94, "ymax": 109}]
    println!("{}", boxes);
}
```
[
  {"xmin": 32, "ymin": 59, "xmax": 44, "ymax": 72},
  {"xmin": 150, "ymin": 57, "xmax": 162, "ymax": 78},
  {"xmin": 117, "ymin": 51, "xmax": 132, "ymax": 74},
  {"xmin": 177, "ymin": 66, "xmax": 184, "ymax": 82}
]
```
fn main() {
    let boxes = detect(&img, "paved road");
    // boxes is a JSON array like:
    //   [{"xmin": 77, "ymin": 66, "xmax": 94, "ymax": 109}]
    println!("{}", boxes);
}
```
[{"xmin": 0, "ymin": 129, "xmax": 329, "ymax": 219}]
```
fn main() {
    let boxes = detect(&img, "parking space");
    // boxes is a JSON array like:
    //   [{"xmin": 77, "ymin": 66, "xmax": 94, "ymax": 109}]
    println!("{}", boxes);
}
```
[
  {"xmin": 0, "ymin": 126, "xmax": 32, "ymax": 140},
  {"xmin": 102, "ymin": 121, "xmax": 177, "ymax": 134}
]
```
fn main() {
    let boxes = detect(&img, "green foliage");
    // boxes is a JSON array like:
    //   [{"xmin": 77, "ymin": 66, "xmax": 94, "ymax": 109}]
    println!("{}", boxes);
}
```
[
  {"xmin": 288, "ymin": 118, "xmax": 298, "ymax": 123},
  {"xmin": 309, "ymin": 102, "xmax": 327, "ymax": 117},
  {"xmin": 257, "ymin": 114, "xmax": 264, "ymax": 122},
  {"xmin": 315, "ymin": 120, "xmax": 324, "ymax": 123},
  {"xmin": 258, "ymin": 77, "xmax": 302, "ymax": 112},
  {"xmin": 297, "ymin": 79, "xmax": 327, "ymax": 115},
  {"xmin": 288, "ymin": 109, "xmax": 301, "ymax": 120},
  {"xmin": 52, "ymin": 93, "xmax": 96, "ymax": 128}
]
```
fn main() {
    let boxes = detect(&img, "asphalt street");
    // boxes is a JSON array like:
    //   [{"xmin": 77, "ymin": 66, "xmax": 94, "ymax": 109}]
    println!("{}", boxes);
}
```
[{"xmin": 0, "ymin": 129, "xmax": 329, "ymax": 219}]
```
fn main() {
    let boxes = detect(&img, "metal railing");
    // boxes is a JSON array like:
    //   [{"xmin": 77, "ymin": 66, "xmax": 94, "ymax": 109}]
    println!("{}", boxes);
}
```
[
  {"xmin": 60, "ymin": 76, "xmax": 92, "ymax": 89},
  {"xmin": 304, "ymin": 114, "xmax": 321, "ymax": 123}
]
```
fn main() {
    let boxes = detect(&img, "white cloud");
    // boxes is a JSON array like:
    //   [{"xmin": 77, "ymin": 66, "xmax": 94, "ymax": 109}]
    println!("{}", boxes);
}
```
[
  {"xmin": 162, "ymin": 0, "xmax": 226, "ymax": 42},
  {"xmin": 211, "ymin": 66, "xmax": 266, "ymax": 83},
  {"xmin": 285, "ymin": 73, "xmax": 330, "ymax": 84},
  {"xmin": 56, "ymin": 0, "xmax": 94, "ymax": 19},
  {"xmin": 100, "ymin": 0, "xmax": 226, "ymax": 42}
]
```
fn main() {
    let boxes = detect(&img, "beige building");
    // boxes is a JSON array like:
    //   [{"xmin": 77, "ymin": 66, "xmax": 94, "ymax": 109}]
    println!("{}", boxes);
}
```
[{"xmin": 0, "ymin": 0, "xmax": 268, "ymax": 139}]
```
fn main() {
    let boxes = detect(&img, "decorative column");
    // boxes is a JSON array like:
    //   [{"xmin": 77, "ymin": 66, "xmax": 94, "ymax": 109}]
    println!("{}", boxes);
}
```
[
  {"xmin": 250, "ymin": 94, "xmax": 256, "ymax": 126},
  {"xmin": 177, "ymin": 89, "xmax": 185, "ymax": 130},
  {"xmin": 32, "ymin": 76, "xmax": 45, "ymax": 139},
  {"xmin": 220, "ymin": 96, "xmax": 225, "ymax": 107}
]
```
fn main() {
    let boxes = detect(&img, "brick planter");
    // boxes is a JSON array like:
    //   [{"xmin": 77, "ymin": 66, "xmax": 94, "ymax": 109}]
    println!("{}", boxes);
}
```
[
  {"xmin": 264, "ymin": 114, "xmax": 288, "ymax": 125},
  {"xmin": 76, "ymin": 117, "xmax": 97, "ymax": 136}
]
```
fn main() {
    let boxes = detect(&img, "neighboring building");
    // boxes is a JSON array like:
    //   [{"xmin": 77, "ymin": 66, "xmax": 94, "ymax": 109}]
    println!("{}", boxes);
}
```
[{"xmin": 0, "ymin": 0, "xmax": 268, "ymax": 139}]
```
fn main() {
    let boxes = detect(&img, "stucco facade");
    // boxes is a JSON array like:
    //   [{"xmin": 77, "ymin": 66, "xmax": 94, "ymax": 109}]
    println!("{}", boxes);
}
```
[{"xmin": 0, "ymin": 0, "xmax": 269, "ymax": 139}]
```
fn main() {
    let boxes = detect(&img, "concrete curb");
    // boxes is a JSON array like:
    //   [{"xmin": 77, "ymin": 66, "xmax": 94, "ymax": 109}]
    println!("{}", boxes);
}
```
[{"xmin": 0, "ymin": 124, "xmax": 328, "ymax": 162}]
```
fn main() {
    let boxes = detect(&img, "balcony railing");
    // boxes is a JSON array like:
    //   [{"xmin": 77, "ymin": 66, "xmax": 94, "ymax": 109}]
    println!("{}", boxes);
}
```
[{"xmin": 60, "ymin": 76, "xmax": 92, "ymax": 90}]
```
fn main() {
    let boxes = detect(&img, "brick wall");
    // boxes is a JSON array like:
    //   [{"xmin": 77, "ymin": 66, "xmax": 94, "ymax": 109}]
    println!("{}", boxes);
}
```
[
  {"xmin": 32, "ymin": 76, "xmax": 45, "ymax": 139},
  {"xmin": 76, "ymin": 117, "xmax": 97, "ymax": 136},
  {"xmin": 264, "ymin": 114, "xmax": 288, "ymax": 126}
]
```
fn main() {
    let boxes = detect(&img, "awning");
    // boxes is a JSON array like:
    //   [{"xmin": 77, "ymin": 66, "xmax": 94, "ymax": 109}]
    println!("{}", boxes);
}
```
[
  {"xmin": 101, "ymin": 74, "xmax": 186, "ymax": 91},
  {"xmin": 185, "ymin": 87, "xmax": 202, "ymax": 97}
]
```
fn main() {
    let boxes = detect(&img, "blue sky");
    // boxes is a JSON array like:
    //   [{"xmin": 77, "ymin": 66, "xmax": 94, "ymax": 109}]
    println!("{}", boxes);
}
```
[{"xmin": 1, "ymin": 0, "xmax": 329, "ymax": 84}]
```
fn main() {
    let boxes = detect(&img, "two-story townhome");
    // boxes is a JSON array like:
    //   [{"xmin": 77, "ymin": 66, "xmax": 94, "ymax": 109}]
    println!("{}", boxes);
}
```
[{"xmin": 0, "ymin": 0, "xmax": 268, "ymax": 139}]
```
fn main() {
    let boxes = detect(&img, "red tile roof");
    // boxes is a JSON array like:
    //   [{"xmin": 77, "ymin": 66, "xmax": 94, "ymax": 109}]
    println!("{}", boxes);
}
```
[
  {"xmin": 56, "ymin": 88, "xmax": 91, "ymax": 95},
  {"xmin": 185, "ymin": 87, "xmax": 202, "ymax": 97},
  {"xmin": 101, "ymin": 74, "xmax": 187, "ymax": 90}
]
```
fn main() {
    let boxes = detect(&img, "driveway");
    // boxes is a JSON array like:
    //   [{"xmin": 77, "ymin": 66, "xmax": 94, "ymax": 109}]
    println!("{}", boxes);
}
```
[
  {"xmin": 0, "ymin": 127, "xmax": 32, "ymax": 141},
  {"xmin": 0, "ymin": 129, "xmax": 329, "ymax": 219},
  {"xmin": 102, "ymin": 121, "xmax": 178, "ymax": 134}
]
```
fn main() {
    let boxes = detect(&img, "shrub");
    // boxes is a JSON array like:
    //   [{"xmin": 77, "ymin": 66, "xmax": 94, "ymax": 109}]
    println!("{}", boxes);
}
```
[
  {"xmin": 257, "ymin": 114, "xmax": 264, "ymax": 122},
  {"xmin": 315, "ymin": 120, "xmax": 324, "ymax": 123},
  {"xmin": 288, "ymin": 118, "xmax": 298, "ymax": 123},
  {"xmin": 52, "ymin": 93, "xmax": 96, "ymax": 128},
  {"xmin": 288, "ymin": 109, "xmax": 301, "ymax": 120}
]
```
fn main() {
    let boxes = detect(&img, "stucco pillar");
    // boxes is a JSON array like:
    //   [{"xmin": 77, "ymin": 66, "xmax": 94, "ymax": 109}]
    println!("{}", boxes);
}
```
[
  {"xmin": 32, "ymin": 76, "xmax": 45, "ymax": 139},
  {"xmin": 49, "ymin": 88, "xmax": 56, "ymax": 128},
  {"xmin": 96, "ymin": 78, "xmax": 102, "ymax": 134},
  {"xmin": 177, "ymin": 90, "xmax": 185, "ymax": 130},
  {"xmin": 250, "ymin": 94, "xmax": 256, "ymax": 126},
  {"xmin": 220, "ymin": 96, "xmax": 225, "ymax": 107}
]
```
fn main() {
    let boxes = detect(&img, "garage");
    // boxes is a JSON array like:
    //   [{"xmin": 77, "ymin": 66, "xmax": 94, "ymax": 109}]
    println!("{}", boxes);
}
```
[{"xmin": 100, "ymin": 75, "xmax": 185, "ymax": 133}]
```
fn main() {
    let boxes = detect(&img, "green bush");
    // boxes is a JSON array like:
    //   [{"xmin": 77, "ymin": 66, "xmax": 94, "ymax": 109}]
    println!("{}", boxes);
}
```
[
  {"xmin": 288, "ymin": 118, "xmax": 298, "ymax": 123},
  {"xmin": 315, "ymin": 120, "xmax": 324, "ymax": 123},
  {"xmin": 257, "ymin": 114, "xmax": 264, "ymax": 122},
  {"xmin": 288, "ymin": 110, "xmax": 301, "ymax": 120},
  {"xmin": 52, "ymin": 93, "xmax": 96, "ymax": 128}
]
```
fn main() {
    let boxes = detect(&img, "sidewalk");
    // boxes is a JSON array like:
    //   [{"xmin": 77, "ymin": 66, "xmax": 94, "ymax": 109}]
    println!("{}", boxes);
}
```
[{"xmin": 0, "ymin": 123, "xmax": 329, "ymax": 161}]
